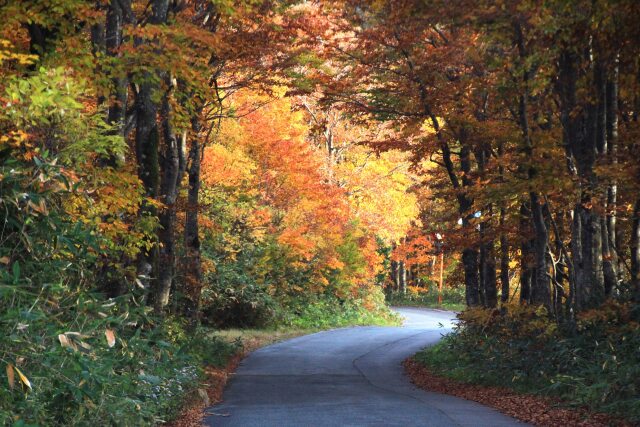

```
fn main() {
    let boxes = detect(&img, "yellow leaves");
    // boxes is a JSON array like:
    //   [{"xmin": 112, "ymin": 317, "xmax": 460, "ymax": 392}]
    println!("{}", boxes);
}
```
[
  {"xmin": 336, "ymin": 147, "xmax": 419, "ymax": 243},
  {"xmin": 15, "ymin": 366, "xmax": 31, "ymax": 391},
  {"xmin": 27, "ymin": 199, "xmax": 48, "ymax": 215},
  {"xmin": 58, "ymin": 332, "xmax": 92, "ymax": 353},
  {"xmin": 0, "ymin": 256, "xmax": 9, "ymax": 265},
  {"xmin": 0, "ymin": 39, "xmax": 37, "ymax": 66},
  {"xmin": 58, "ymin": 333, "xmax": 75, "ymax": 350},
  {"xmin": 202, "ymin": 144, "xmax": 256, "ymax": 188},
  {"xmin": 6, "ymin": 363, "xmax": 31, "ymax": 392}
]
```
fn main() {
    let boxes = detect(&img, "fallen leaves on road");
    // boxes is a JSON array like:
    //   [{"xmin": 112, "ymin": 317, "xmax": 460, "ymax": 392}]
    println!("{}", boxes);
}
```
[{"xmin": 403, "ymin": 358, "xmax": 631, "ymax": 427}]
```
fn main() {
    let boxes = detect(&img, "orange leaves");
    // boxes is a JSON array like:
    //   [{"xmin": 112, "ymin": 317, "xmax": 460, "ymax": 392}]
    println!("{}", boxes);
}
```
[
  {"xmin": 6, "ymin": 363, "xmax": 14, "ymax": 389},
  {"xmin": 404, "ymin": 359, "xmax": 626, "ymax": 427},
  {"xmin": 207, "ymin": 91, "xmax": 351, "ymax": 261},
  {"xmin": 200, "ymin": 88, "xmax": 389, "ymax": 295},
  {"xmin": 105, "ymin": 329, "xmax": 116, "ymax": 348}
]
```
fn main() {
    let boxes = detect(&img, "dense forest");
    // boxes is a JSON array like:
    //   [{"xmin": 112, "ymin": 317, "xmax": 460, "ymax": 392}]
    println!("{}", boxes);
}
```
[{"xmin": 1, "ymin": 0, "xmax": 639, "ymax": 425}]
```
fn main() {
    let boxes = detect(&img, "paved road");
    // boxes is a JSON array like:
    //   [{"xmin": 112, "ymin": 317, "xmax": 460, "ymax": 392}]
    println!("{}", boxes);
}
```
[{"xmin": 205, "ymin": 307, "xmax": 523, "ymax": 426}]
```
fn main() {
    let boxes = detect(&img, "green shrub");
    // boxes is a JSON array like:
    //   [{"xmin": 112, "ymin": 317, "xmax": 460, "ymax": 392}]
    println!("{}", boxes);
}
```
[
  {"xmin": 283, "ymin": 287, "xmax": 400, "ymax": 329},
  {"xmin": 386, "ymin": 285, "xmax": 466, "ymax": 311},
  {"xmin": 414, "ymin": 302, "xmax": 640, "ymax": 422},
  {"xmin": 200, "ymin": 263, "xmax": 279, "ymax": 328},
  {"xmin": 0, "ymin": 155, "xmax": 237, "ymax": 426}
]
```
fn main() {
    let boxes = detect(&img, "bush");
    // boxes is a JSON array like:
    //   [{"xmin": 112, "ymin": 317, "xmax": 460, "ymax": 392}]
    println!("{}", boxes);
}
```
[
  {"xmin": 200, "ymin": 265, "xmax": 278, "ymax": 328},
  {"xmin": 0, "ymin": 154, "xmax": 237, "ymax": 426},
  {"xmin": 282, "ymin": 287, "xmax": 400, "ymax": 329},
  {"xmin": 414, "ymin": 302, "xmax": 640, "ymax": 422},
  {"xmin": 386, "ymin": 284, "xmax": 466, "ymax": 310}
]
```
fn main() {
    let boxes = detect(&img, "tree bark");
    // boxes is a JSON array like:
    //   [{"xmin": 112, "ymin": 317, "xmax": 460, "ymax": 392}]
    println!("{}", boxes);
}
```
[
  {"xmin": 399, "ymin": 260, "xmax": 407, "ymax": 294},
  {"xmin": 603, "ymin": 57, "xmax": 619, "ymax": 296},
  {"xmin": 462, "ymin": 248, "xmax": 480, "ymax": 306},
  {"xmin": 183, "ymin": 116, "xmax": 204, "ymax": 324},
  {"xmin": 631, "ymin": 200, "xmax": 640, "ymax": 301},
  {"xmin": 519, "ymin": 202, "xmax": 534, "ymax": 304},
  {"xmin": 529, "ymin": 193, "xmax": 551, "ymax": 309},
  {"xmin": 557, "ymin": 49, "xmax": 605, "ymax": 311},
  {"xmin": 134, "ymin": 0, "xmax": 170, "ymax": 306},
  {"xmin": 105, "ymin": 0, "xmax": 133, "ymax": 151},
  {"xmin": 155, "ymin": 82, "xmax": 186, "ymax": 313},
  {"xmin": 499, "ymin": 207, "xmax": 510, "ymax": 304},
  {"xmin": 513, "ymin": 20, "xmax": 551, "ymax": 310}
]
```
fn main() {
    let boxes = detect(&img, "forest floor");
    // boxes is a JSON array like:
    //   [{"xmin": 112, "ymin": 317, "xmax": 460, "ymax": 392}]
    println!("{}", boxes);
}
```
[{"xmin": 404, "ymin": 358, "xmax": 631, "ymax": 427}]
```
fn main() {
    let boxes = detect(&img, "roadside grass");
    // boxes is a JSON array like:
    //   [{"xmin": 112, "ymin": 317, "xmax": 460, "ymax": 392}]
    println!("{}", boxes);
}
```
[
  {"xmin": 214, "ymin": 328, "xmax": 321, "ymax": 352},
  {"xmin": 386, "ymin": 287, "xmax": 466, "ymax": 312}
]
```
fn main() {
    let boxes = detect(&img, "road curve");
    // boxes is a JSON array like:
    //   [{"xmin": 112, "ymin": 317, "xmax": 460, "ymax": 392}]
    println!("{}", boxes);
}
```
[{"xmin": 205, "ymin": 307, "xmax": 524, "ymax": 426}]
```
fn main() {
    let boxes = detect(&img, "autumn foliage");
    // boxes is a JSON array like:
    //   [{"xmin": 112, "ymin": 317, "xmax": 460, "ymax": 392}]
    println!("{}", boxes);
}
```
[{"xmin": 1, "ymin": 0, "xmax": 640, "ymax": 424}]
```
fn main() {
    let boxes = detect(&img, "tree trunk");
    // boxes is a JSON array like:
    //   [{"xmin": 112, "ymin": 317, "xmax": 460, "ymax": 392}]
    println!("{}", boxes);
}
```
[
  {"xmin": 631, "ymin": 200, "xmax": 640, "ymax": 301},
  {"xmin": 482, "ymin": 236, "xmax": 498, "ymax": 308},
  {"xmin": 105, "ymin": 0, "xmax": 133, "ymax": 153},
  {"xmin": 478, "ymin": 234, "xmax": 486, "ymax": 307},
  {"xmin": 135, "ymin": 82, "xmax": 160, "ymax": 293},
  {"xmin": 391, "ymin": 259, "xmax": 399, "ymax": 292},
  {"xmin": 399, "ymin": 261, "xmax": 407, "ymax": 294},
  {"xmin": 134, "ymin": 0, "xmax": 169, "ymax": 305},
  {"xmin": 603, "ymin": 57, "xmax": 619, "ymax": 296},
  {"xmin": 519, "ymin": 202, "xmax": 534, "ymax": 304},
  {"xmin": 499, "ymin": 207, "xmax": 510, "ymax": 304},
  {"xmin": 530, "ymin": 192, "xmax": 551, "ymax": 310},
  {"xmin": 514, "ymin": 21, "xmax": 551, "ymax": 311},
  {"xmin": 155, "ymin": 85, "xmax": 186, "ymax": 313},
  {"xmin": 183, "ymin": 117, "xmax": 204, "ymax": 324},
  {"xmin": 458, "ymin": 142, "xmax": 481, "ymax": 306},
  {"xmin": 557, "ymin": 49, "xmax": 605, "ymax": 311},
  {"xmin": 463, "ymin": 248, "xmax": 480, "ymax": 306}
]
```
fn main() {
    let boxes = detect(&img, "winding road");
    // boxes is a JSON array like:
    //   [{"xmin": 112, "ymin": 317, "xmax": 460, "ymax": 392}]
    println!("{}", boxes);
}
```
[{"xmin": 205, "ymin": 307, "xmax": 523, "ymax": 426}]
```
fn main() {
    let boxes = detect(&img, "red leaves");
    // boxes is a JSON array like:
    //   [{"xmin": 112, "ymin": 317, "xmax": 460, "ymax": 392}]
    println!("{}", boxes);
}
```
[{"xmin": 404, "ymin": 359, "xmax": 630, "ymax": 427}]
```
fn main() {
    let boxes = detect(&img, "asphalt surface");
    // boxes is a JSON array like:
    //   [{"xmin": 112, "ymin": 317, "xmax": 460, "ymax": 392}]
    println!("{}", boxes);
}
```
[{"xmin": 205, "ymin": 307, "xmax": 524, "ymax": 426}]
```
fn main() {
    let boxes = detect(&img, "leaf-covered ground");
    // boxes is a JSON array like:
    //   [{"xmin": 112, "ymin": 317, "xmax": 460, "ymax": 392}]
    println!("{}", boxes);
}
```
[{"xmin": 404, "ymin": 359, "xmax": 630, "ymax": 427}]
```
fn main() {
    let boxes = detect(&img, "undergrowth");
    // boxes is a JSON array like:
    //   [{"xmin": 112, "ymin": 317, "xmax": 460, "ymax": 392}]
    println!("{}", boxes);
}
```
[
  {"xmin": 414, "ymin": 302, "xmax": 640, "ymax": 423},
  {"xmin": 386, "ymin": 285, "xmax": 466, "ymax": 312}
]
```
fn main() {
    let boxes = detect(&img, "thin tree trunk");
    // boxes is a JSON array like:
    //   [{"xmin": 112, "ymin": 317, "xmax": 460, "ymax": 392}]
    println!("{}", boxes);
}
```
[
  {"xmin": 631, "ymin": 200, "xmax": 640, "ymax": 301},
  {"xmin": 499, "ymin": 207, "xmax": 510, "ymax": 304},
  {"xmin": 604, "ymin": 57, "xmax": 619, "ymax": 296},
  {"xmin": 478, "ymin": 232, "xmax": 486, "ymax": 307},
  {"xmin": 483, "ymin": 236, "xmax": 498, "ymax": 308},
  {"xmin": 399, "ymin": 261, "xmax": 407, "ymax": 294},
  {"xmin": 105, "ymin": 0, "xmax": 133, "ymax": 152},
  {"xmin": 462, "ymin": 248, "xmax": 480, "ymax": 306},
  {"xmin": 520, "ymin": 202, "xmax": 534, "ymax": 304},
  {"xmin": 184, "ymin": 117, "xmax": 204, "ymax": 325}
]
